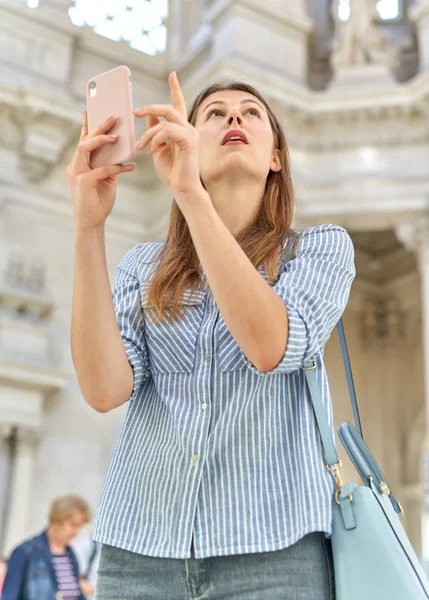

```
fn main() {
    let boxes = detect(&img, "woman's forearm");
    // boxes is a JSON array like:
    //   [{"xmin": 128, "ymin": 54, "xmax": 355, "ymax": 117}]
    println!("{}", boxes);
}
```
[
  {"xmin": 181, "ymin": 191, "xmax": 289, "ymax": 372},
  {"xmin": 71, "ymin": 227, "xmax": 133, "ymax": 411}
]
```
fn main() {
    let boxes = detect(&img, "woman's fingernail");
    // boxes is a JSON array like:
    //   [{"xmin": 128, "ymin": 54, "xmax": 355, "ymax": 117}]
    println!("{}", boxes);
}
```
[{"xmin": 109, "ymin": 135, "xmax": 118, "ymax": 139}]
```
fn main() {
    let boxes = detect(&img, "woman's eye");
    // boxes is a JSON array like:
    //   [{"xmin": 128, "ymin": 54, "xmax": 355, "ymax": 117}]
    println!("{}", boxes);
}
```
[
  {"xmin": 208, "ymin": 109, "xmax": 223, "ymax": 118},
  {"xmin": 207, "ymin": 108, "xmax": 261, "ymax": 118}
]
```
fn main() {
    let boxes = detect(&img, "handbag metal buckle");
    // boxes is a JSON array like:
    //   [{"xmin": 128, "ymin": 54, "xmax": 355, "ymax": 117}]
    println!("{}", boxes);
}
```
[
  {"xmin": 326, "ymin": 460, "xmax": 344, "ymax": 489},
  {"xmin": 335, "ymin": 488, "xmax": 353, "ymax": 504},
  {"xmin": 326, "ymin": 461, "xmax": 353, "ymax": 504},
  {"xmin": 302, "ymin": 360, "xmax": 317, "ymax": 371}
]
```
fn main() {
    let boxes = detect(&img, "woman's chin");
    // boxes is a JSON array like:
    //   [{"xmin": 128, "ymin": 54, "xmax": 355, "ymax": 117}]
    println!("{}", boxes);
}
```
[
  {"xmin": 202, "ymin": 155, "xmax": 265, "ymax": 183},
  {"xmin": 218, "ymin": 155, "xmax": 256, "ymax": 174}
]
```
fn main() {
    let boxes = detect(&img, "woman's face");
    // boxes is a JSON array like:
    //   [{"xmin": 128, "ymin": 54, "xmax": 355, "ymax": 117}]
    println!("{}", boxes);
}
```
[
  {"xmin": 194, "ymin": 90, "xmax": 281, "ymax": 186},
  {"xmin": 56, "ymin": 510, "xmax": 87, "ymax": 545}
]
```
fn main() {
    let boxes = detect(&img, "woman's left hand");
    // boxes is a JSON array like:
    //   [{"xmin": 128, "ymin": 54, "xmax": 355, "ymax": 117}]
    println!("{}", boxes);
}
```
[{"xmin": 134, "ymin": 72, "xmax": 205, "ymax": 203}]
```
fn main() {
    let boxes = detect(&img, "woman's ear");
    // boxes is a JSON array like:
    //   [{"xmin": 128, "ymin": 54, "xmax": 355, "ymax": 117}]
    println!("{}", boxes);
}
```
[{"xmin": 270, "ymin": 149, "xmax": 282, "ymax": 173}]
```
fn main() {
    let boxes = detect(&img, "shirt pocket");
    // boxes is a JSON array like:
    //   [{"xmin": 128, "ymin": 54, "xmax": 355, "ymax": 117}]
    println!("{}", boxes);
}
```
[
  {"xmin": 141, "ymin": 286, "xmax": 207, "ymax": 374},
  {"xmin": 216, "ymin": 318, "xmax": 248, "ymax": 372}
]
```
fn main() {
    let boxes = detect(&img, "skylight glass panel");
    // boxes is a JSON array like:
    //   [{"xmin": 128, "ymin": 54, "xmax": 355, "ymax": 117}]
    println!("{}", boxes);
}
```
[
  {"xmin": 148, "ymin": 25, "xmax": 166, "ymax": 52},
  {"xmin": 338, "ymin": 0, "xmax": 400, "ymax": 22},
  {"xmin": 338, "ymin": 0, "xmax": 350, "ymax": 22},
  {"xmin": 94, "ymin": 19, "xmax": 122, "ymax": 41},
  {"xmin": 132, "ymin": 3, "xmax": 162, "ymax": 31},
  {"xmin": 74, "ymin": 0, "xmax": 107, "ymax": 27},
  {"xmin": 27, "ymin": 1, "xmax": 169, "ymax": 56},
  {"xmin": 99, "ymin": 0, "xmax": 128, "ymax": 18},
  {"xmin": 151, "ymin": 0, "xmax": 168, "ymax": 19},
  {"xmin": 113, "ymin": 10, "xmax": 142, "ymax": 41},
  {"xmin": 130, "ymin": 34, "xmax": 156, "ymax": 55},
  {"xmin": 376, "ymin": 0, "xmax": 399, "ymax": 20},
  {"xmin": 68, "ymin": 6, "xmax": 85, "ymax": 26}
]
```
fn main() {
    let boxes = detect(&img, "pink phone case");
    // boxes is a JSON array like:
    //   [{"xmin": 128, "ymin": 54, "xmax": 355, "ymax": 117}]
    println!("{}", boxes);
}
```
[{"xmin": 86, "ymin": 65, "xmax": 136, "ymax": 169}]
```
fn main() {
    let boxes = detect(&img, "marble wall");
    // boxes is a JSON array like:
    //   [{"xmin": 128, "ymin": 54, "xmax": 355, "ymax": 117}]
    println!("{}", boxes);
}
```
[{"xmin": 1, "ymin": 0, "xmax": 429, "ymax": 560}]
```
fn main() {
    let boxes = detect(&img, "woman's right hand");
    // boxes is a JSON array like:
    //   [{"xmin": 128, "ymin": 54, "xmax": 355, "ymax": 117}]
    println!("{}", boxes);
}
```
[{"xmin": 66, "ymin": 112, "xmax": 135, "ymax": 232}]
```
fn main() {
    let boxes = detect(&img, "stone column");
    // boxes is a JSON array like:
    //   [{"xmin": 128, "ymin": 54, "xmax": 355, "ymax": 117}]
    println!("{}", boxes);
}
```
[
  {"xmin": 2, "ymin": 428, "xmax": 40, "ymax": 557},
  {"xmin": 396, "ymin": 215, "xmax": 429, "ymax": 558},
  {"xmin": 397, "ymin": 216, "xmax": 429, "ymax": 428},
  {"xmin": 410, "ymin": 0, "xmax": 429, "ymax": 74},
  {"xmin": 0, "ymin": 424, "xmax": 13, "ymax": 549}
]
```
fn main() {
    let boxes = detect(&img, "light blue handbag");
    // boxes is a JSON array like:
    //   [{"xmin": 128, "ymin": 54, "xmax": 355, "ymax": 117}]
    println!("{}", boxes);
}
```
[{"xmin": 284, "ymin": 237, "xmax": 429, "ymax": 599}]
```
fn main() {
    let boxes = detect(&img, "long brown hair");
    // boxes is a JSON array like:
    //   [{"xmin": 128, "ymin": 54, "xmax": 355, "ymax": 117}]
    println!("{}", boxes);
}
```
[{"xmin": 144, "ymin": 81, "xmax": 295, "ymax": 320}]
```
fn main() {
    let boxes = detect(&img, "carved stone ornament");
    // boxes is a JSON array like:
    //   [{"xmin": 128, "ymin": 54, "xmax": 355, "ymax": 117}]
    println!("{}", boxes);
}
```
[
  {"xmin": 396, "ymin": 214, "xmax": 429, "ymax": 256},
  {"xmin": 330, "ymin": 0, "xmax": 399, "ymax": 72},
  {"xmin": 361, "ymin": 296, "xmax": 406, "ymax": 342},
  {"xmin": 1, "ymin": 248, "xmax": 53, "ymax": 320}
]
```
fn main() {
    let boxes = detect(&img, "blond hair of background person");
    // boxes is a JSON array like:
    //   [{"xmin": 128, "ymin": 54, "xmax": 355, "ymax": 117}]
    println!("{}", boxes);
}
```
[
  {"xmin": 1, "ymin": 495, "xmax": 92, "ymax": 600},
  {"xmin": 67, "ymin": 72, "xmax": 355, "ymax": 599}
]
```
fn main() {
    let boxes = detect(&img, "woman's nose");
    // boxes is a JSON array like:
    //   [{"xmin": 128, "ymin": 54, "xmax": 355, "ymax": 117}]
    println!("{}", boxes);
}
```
[{"xmin": 227, "ymin": 111, "xmax": 243, "ymax": 125}]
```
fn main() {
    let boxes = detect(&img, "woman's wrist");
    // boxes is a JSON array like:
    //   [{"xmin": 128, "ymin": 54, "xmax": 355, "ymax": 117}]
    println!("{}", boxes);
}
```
[
  {"xmin": 74, "ymin": 224, "xmax": 105, "ymax": 243},
  {"xmin": 174, "ymin": 186, "xmax": 211, "ymax": 217}
]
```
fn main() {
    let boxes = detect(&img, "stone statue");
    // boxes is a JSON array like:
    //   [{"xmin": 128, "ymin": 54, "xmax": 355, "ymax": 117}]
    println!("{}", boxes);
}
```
[{"xmin": 330, "ymin": 0, "xmax": 399, "ymax": 71}]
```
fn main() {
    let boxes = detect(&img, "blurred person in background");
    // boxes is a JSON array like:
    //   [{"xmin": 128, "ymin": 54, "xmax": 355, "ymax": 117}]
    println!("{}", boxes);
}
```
[{"xmin": 1, "ymin": 495, "xmax": 93, "ymax": 600}]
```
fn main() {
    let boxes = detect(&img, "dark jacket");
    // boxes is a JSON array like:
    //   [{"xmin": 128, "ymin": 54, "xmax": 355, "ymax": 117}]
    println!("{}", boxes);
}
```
[{"xmin": 1, "ymin": 530, "xmax": 84, "ymax": 600}]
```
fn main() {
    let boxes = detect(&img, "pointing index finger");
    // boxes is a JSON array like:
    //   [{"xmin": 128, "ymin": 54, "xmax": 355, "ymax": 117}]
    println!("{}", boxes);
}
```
[{"xmin": 169, "ymin": 71, "xmax": 187, "ymax": 119}]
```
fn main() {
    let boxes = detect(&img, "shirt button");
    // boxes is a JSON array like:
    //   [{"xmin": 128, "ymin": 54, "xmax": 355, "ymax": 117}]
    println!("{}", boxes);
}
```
[
  {"xmin": 203, "ymin": 355, "xmax": 208, "ymax": 361},
  {"xmin": 192, "ymin": 454, "xmax": 199, "ymax": 463},
  {"xmin": 201, "ymin": 403, "xmax": 207, "ymax": 410}
]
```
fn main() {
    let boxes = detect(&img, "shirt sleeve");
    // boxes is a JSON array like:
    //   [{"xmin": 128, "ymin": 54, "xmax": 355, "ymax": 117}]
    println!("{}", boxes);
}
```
[
  {"xmin": 242, "ymin": 224, "xmax": 356, "ymax": 376},
  {"xmin": 112, "ymin": 247, "xmax": 150, "ymax": 401}
]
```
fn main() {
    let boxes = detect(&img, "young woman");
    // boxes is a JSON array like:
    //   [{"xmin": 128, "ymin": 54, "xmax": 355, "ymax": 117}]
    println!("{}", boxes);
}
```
[
  {"xmin": 67, "ymin": 72, "xmax": 355, "ymax": 599},
  {"xmin": 2, "ymin": 495, "xmax": 92, "ymax": 600}
]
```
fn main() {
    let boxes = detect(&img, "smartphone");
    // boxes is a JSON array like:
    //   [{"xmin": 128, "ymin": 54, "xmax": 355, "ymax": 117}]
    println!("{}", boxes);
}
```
[{"xmin": 86, "ymin": 65, "xmax": 136, "ymax": 169}]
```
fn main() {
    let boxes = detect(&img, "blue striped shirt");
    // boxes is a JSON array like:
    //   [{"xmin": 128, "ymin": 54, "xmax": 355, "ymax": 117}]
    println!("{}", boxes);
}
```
[{"xmin": 92, "ymin": 224, "xmax": 355, "ymax": 559}]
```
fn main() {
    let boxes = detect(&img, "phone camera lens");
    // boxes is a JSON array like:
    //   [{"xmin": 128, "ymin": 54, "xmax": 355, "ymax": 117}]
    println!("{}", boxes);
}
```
[{"xmin": 89, "ymin": 81, "xmax": 96, "ymax": 90}]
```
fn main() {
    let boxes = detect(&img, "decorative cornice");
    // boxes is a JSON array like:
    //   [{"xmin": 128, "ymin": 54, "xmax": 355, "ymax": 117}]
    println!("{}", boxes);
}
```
[
  {"xmin": 204, "ymin": 0, "xmax": 313, "ymax": 34},
  {"xmin": 0, "ymin": 92, "xmax": 161, "ymax": 186},
  {"xmin": 181, "ymin": 54, "xmax": 429, "ymax": 150},
  {"xmin": 0, "ymin": 360, "xmax": 71, "ymax": 394}
]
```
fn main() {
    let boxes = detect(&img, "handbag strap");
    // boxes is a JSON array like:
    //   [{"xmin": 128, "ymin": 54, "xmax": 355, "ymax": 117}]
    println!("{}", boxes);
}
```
[
  {"xmin": 335, "ymin": 318, "xmax": 363, "ymax": 439},
  {"xmin": 283, "ymin": 234, "xmax": 363, "ymax": 469}
]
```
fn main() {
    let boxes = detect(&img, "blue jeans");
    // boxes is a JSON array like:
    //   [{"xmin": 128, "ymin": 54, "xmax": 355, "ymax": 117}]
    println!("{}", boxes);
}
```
[{"xmin": 95, "ymin": 532, "xmax": 335, "ymax": 599}]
